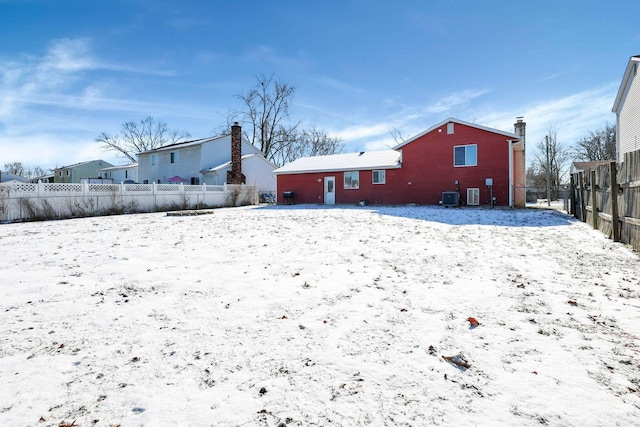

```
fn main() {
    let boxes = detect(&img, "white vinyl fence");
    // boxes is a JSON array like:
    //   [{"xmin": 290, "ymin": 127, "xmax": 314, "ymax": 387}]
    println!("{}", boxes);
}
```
[{"xmin": 0, "ymin": 182, "xmax": 258, "ymax": 222}]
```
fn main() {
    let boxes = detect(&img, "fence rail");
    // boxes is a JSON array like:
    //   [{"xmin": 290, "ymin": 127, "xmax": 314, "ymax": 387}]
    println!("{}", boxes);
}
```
[
  {"xmin": 0, "ymin": 182, "xmax": 258, "ymax": 222},
  {"xmin": 570, "ymin": 149, "xmax": 640, "ymax": 252}
]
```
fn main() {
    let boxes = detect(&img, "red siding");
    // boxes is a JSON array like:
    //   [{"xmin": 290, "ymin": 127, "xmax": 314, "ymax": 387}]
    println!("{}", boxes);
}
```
[{"xmin": 276, "ymin": 122, "xmax": 513, "ymax": 206}]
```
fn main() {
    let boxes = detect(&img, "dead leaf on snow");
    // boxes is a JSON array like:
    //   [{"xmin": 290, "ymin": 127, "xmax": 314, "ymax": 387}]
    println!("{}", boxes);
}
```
[{"xmin": 442, "ymin": 354, "xmax": 471, "ymax": 369}]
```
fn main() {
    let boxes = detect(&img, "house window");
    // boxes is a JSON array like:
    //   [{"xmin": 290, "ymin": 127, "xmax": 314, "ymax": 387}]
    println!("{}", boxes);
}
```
[
  {"xmin": 143, "ymin": 180, "xmax": 149, "ymax": 184},
  {"xmin": 125, "ymin": 170, "xmax": 128, "ymax": 179},
  {"xmin": 344, "ymin": 171, "xmax": 359, "ymax": 189},
  {"xmin": 447, "ymin": 122, "xmax": 455, "ymax": 134},
  {"xmin": 191, "ymin": 177, "xmax": 200, "ymax": 185},
  {"xmin": 372, "ymin": 170, "xmax": 386, "ymax": 184},
  {"xmin": 170, "ymin": 152, "xmax": 177, "ymax": 163},
  {"xmin": 454, "ymin": 144, "xmax": 477, "ymax": 166},
  {"xmin": 467, "ymin": 188, "xmax": 480, "ymax": 205},
  {"xmin": 58, "ymin": 171, "xmax": 62, "ymax": 177},
  {"xmin": 65, "ymin": 170, "xmax": 70, "ymax": 176},
  {"xmin": 151, "ymin": 154, "xmax": 158, "ymax": 166}
]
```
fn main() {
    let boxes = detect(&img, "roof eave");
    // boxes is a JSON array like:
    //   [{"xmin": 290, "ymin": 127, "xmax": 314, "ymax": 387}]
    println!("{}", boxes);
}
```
[
  {"xmin": 273, "ymin": 163, "xmax": 402, "ymax": 175},
  {"xmin": 612, "ymin": 56, "xmax": 640, "ymax": 113},
  {"xmin": 393, "ymin": 117, "xmax": 520, "ymax": 150}
]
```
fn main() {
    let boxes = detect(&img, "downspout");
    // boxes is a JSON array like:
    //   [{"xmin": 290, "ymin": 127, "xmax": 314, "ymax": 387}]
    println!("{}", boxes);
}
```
[{"xmin": 508, "ymin": 140, "xmax": 514, "ymax": 208}]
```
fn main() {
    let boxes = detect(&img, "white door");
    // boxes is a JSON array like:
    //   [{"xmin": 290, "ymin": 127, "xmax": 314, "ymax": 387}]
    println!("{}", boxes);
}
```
[{"xmin": 324, "ymin": 176, "xmax": 335, "ymax": 205}]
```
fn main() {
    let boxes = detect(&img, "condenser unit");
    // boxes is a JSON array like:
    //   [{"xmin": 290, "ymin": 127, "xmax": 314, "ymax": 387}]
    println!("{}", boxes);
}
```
[{"xmin": 441, "ymin": 191, "xmax": 459, "ymax": 207}]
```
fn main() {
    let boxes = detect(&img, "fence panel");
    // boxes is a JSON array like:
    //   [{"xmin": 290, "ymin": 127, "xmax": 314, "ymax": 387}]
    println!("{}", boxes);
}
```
[
  {"xmin": 571, "ymin": 150, "xmax": 640, "ymax": 252},
  {"xmin": 0, "ymin": 182, "xmax": 257, "ymax": 223}
]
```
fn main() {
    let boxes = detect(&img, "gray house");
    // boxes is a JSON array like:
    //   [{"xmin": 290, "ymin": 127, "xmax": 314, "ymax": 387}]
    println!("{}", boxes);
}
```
[{"xmin": 53, "ymin": 160, "xmax": 114, "ymax": 183}]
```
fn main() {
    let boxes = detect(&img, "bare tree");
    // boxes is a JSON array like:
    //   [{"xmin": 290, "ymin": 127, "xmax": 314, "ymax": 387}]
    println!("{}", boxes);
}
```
[
  {"xmin": 271, "ymin": 128, "xmax": 344, "ymax": 167},
  {"xmin": 532, "ymin": 127, "xmax": 571, "ymax": 200},
  {"xmin": 96, "ymin": 116, "xmax": 191, "ymax": 163},
  {"xmin": 3, "ymin": 162, "xmax": 49, "ymax": 179},
  {"xmin": 232, "ymin": 74, "xmax": 299, "ymax": 162},
  {"xmin": 572, "ymin": 123, "xmax": 616, "ymax": 161},
  {"xmin": 3, "ymin": 162, "xmax": 25, "ymax": 176},
  {"xmin": 389, "ymin": 127, "xmax": 408, "ymax": 145},
  {"xmin": 228, "ymin": 74, "xmax": 342, "ymax": 167}
]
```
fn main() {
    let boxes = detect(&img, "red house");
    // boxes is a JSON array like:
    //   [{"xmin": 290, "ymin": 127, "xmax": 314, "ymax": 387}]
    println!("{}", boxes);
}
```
[{"xmin": 273, "ymin": 117, "xmax": 527, "ymax": 207}]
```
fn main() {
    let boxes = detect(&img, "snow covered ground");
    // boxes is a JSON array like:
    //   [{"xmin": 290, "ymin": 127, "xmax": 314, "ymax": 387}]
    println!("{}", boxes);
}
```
[{"xmin": 1, "ymin": 205, "xmax": 639, "ymax": 426}]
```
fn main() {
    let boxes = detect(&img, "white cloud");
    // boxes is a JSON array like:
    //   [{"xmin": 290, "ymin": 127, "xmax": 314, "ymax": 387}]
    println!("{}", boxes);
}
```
[
  {"xmin": 426, "ymin": 88, "xmax": 490, "ymax": 114},
  {"xmin": 39, "ymin": 38, "xmax": 97, "ymax": 72}
]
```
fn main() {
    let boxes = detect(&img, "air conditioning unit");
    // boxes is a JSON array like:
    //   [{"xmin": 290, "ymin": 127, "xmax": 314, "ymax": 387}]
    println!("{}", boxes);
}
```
[{"xmin": 441, "ymin": 191, "xmax": 459, "ymax": 207}]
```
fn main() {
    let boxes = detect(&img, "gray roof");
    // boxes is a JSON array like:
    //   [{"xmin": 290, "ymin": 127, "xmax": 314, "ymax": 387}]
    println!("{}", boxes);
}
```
[{"xmin": 137, "ymin": 135, "xmax": 228, "ymax": 155}]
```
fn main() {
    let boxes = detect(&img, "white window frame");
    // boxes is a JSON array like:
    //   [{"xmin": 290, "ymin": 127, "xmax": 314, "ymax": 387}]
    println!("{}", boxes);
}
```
[
  {"xmin": 447, "ymin": 122, "xmax": 455, "ymax": 134},
  {"xmin": 151, "ymin": 154, "xmax": 158, "ymax": 166},
  {"xmin": 372, "ymin": 170, "xmax": 386, "ymax": 184},
  {"xmin": 454, "ymin": 144, "xmax": 477, "ymax": 167},
  {"xmin": 170, "ymin": 152, "xmax": 177, "ymax": 163},
  {"xmin": 467, "ymin": 188, "xmax": 480, "ymax": 205},
  {"xmin": 344, "ymin": 171, "xmax": 360, "ymax": 189}
]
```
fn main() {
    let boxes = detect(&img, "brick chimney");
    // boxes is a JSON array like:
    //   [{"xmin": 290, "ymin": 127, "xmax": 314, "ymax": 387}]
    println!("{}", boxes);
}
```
[{"xmin": 229, "ymin": 122, "xmax": 245, "ymax": 185}]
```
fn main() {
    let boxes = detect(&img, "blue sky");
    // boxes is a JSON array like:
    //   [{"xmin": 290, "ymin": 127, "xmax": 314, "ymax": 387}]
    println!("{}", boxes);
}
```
[{"xmin": 1, "ymin": 0, "xmax": 639, "ymax": 170}]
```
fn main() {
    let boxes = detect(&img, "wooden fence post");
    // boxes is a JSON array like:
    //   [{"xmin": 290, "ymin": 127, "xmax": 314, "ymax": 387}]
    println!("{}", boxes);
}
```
[
  {"xmin": 590, "ymin": 169, "xmax": 598, "ymax": 229},
  {"xmin": 610, "ymin": 161, "xmax": 620, "ymax": 242},
  {"xmin": 578, "ymin": 172, "xmax": 585, "ymax": 222}
]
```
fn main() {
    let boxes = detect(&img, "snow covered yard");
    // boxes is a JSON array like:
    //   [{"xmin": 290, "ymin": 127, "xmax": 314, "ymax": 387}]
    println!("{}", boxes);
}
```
[{"xmin": 1, "ymin": 205, "xmax": 639, "ymax": 426}]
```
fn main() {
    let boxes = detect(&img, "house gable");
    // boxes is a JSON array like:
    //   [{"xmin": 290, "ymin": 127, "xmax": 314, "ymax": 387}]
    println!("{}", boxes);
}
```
[
  {"xmin": 612, "ymin": 55, "xmax": 640, "ymax": 160},
  {"xmin": 53, "ymin": 160, "xmax": 114, "ymax": 183}
]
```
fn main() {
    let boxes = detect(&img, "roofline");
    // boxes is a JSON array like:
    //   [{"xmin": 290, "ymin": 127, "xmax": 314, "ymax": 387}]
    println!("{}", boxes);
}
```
[
  {"xmin": 137, "ymin": 134, "xmax": 229, "ymax": 155},
  {"xmin": 97, "ymin": 163, "xmax": 138, "ymax": 171},
  {"xmin": 273, "ymin": 163, "xmax": 402, "ymax": 175},
  {"xmin": 201, "ymin": 153, "xmax": 277, "ymax": 173},
  {"xmin": 393, "ymin": 117, "xmax": 520, "ymax": 150},
  {"xmin": 612, "ymin": 55, "xmax": 640, "ymax": 113},
  {"xmin": 54, "ymin": 159, "xmax": 112, "ymax": 170}
]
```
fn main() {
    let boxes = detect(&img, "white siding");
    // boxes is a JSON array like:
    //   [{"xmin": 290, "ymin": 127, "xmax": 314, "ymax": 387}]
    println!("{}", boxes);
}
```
[
  {"xmin": 243, "ymin": 156, "xmax": 277, "ymax": 192},
  {"xmin": 105, "ymin": 166, "xmax": 138, "ymax": 183},
  {"xmin": 200, "ymin": 136, "xmax": 261, "ymax": 169},
  {"xmin": 618, "ymin": 62, "xmax": 640, "ymax": 159},
  {"xmin": 140, "ymin": 147, "xmax": 201, "ymax": 183},
  {"xmin": 138, "ymin": 155, "xmax": 153, "ymax": 183}
]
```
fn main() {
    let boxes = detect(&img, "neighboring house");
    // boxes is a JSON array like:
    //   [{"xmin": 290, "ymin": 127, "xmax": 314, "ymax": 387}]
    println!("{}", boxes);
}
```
[
  {"xmin": 612, "ymin": 55, "xmax": 640, "ymax": 161},
  {"xmin": 30, "ymin": 174, "xmax": 54, "ymax": 183},
  {"xmin": 137, "ymin": 124, "xmax": 277, "ymax": 192},
  {"xmin": 571, "ymin": 160, "xmax": 611, "ymax": 175},
  {"xmin": 98, "ymin": 163, "xmax": 139, "ymax": 183},
  {"xmin": 0, "ymin": 172, "xmax": 28, "ymax": 183},
  {"xmin": 273, "ymin": 117, "xmax": 526, "ymax": 207},
  {"xmin": 53, "ymin": 160, "xmax": 114, "ymax": 183}
]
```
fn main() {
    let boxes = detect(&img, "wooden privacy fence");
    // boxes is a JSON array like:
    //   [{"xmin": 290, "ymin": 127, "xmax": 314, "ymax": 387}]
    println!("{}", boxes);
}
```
[
  {"xmin": 571, "ymin": 150, "xmax": 640, "ymax": 252},
  {"xmin": 0, "ymin": 182, "xmax": 258, "ymax": 223}
]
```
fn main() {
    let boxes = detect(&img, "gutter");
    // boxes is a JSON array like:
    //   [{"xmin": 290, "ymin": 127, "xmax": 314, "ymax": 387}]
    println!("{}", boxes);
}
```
[{"xmin": 508, "ymin": 140, "xmax": 514, "ymax": 208}]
